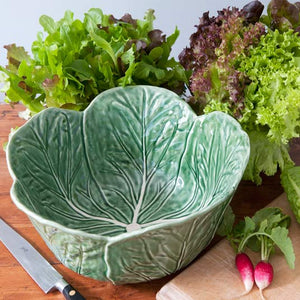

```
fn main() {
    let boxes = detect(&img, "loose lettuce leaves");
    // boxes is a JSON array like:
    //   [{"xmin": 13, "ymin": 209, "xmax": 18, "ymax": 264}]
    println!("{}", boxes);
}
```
[
  {"xmin": 203, "ymin": 29, "xmax": 300, "ymax": 147},
  {"xmin": 179, "ymin": 4, "xmax": 265, "ymax": 117},
  {"xmin": 261, "ymin": 0, "xmax": 300, "ymax": 33},
  {"xmin": 238, "ymin": 29, "xmax": 300, "ymax": 145},
  {"xmin": 243, "ymin": 132, "xmax": 294, "ymax": 184},
  {"xmin": 182, "ymin": 4, "xmax": 300, "ymax": 184},
  {"xmin": 0, "ymin": 9, "xmax": 188, "ymax": 114},
  {"xmin": 281, "ymin": 166, "xmax": 300, "ymax": 223},
  {"xmin": 238, "ymin": 29, "xmax": 300, "ymax": 183}
]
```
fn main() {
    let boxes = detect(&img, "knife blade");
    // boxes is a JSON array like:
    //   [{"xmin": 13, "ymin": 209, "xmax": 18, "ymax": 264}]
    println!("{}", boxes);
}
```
[{"xmin": 0, "ymin": 218, "xmax": 85, "ymax": 299}]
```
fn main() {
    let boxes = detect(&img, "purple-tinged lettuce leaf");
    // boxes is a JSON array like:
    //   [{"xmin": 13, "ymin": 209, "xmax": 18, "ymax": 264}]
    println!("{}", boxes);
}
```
[
  {"xmin": 3, "ymin": 44, "xmax": 31, "ymax": 72},
  {"xmin": 262, "ymin": 0, "xmax": 300, "ymax": 32},
  {"xmin": 243, "ymin": 0, "xmax": 265, "ymax": 23},
  {"xmin": 180, "ymin": 4, "xmax": 265, "ymax": 116},
  {"xmin": 181, "ymin": 1, "xmax": 300, "ymax": 185}
]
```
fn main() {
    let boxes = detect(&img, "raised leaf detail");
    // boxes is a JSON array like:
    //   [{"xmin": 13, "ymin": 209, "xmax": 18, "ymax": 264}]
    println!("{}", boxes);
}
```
[{"xmin": 8, "ymin": 86, "xmax": 249, "ymax": 238}]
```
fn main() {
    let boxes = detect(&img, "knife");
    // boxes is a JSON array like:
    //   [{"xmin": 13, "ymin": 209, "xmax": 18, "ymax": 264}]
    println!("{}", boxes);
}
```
[{"xmin": 0, "ymin": 218, "xmax": 85, "ymax": 299}]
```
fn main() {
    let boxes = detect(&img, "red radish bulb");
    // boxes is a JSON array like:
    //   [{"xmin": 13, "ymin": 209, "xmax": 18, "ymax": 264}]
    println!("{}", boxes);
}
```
[
  {"xmin": 235, "ymin": 253, "xmax": 254, "ymax": 294},
  {"xmin": 254, "ymin": 261, "xmax": 274, "ymax": 298}
]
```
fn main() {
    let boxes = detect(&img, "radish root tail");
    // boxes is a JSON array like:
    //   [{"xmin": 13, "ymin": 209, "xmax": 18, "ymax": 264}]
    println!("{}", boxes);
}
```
[{"xmin": 259, "ymin": 288, "xmax": 266, "ymax": 300}]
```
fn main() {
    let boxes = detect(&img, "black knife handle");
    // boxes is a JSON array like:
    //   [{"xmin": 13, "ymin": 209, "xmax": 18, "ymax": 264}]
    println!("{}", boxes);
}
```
[{"xmin": 62, "ymin": 284, "xmax": 85, "ymax": 300}]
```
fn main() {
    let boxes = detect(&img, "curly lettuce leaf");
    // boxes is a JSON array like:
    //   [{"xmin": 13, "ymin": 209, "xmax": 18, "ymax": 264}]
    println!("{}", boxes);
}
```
[
  {"xmin": 181, "ymin": 2, "xmax": 300, "ymax": 186},
  {"xmin": 238, "ymin": 29, "xmax": 300, "ymax": 145},
  {"xmin": 203, "ymin": 29, "xmax": 300, "ymax": 184},
  {"xmin": 179, "ymin": 4, "xmax": 265, "ymax": 117},
  {"xmin": 243, "ymin": 131, "xmax": 294, "ymax": 184}
]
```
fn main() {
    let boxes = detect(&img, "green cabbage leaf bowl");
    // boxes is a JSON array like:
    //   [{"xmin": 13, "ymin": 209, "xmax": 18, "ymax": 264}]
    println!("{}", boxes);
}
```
[{"xmin": 6, "ymin": 86, "xmax": 250, "ymax": 284}]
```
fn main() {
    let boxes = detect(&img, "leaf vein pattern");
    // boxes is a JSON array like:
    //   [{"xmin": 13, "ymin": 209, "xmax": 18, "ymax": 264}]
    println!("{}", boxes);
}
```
[
  {"xmin": 108, "ymin": 113, "xmax": 142, "ymax": 175},
  {"xmin": 146, "ymin": 122, "xmax": 196, "ymax": 222},
  {"xmin": 131, "ymin": 90, "xmax": 148, "ymax": 225},
  {"xmin": 108, "ymin": 159, "xmax": 137, "ymax": 206},
  {"xmin": 139, "ymin": 179, "xmax": 176, "ymax": 222},
  {"xmin": 31, "ymin": 117, "xmax": 127, "ymax": 227},
  {"xmin": 142, "ymin": 238, "xmax": 170, "ymax": 275}
]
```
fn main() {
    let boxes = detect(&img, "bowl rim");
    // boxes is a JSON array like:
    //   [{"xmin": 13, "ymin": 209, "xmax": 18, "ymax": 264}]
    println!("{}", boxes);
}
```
[{"xmin": 6, "ymin": 85, "xmax": 250, "ymax": 242}]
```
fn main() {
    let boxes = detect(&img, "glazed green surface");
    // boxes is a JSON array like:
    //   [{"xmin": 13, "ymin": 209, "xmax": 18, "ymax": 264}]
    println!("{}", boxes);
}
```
[{"xmin": 7, "ymin": 86, "xmax": 250, "ymax": 283}]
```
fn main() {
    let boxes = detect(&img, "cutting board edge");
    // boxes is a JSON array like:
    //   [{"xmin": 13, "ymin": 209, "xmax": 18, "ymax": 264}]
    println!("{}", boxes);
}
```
[{"xmin": 156, "ymin": 282, "xmax": 194, "ymax": 300}]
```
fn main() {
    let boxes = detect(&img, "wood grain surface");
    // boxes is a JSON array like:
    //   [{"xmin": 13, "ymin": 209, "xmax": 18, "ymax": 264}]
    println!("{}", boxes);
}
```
[{"xmin": 0, "ymin": 104, "xmax": 299, "ymax": 300}]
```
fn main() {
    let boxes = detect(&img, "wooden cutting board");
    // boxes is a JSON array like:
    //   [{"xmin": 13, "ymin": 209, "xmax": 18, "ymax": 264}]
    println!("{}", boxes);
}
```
[{"xmin": 157, "ymin": 193, "xmax": 300, "ymax": 300}]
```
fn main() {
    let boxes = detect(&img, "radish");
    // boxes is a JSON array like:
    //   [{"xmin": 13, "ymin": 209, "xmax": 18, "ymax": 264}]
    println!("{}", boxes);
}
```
[
  {"xmin": 218, "ymin": 207, "xmax": 295, "ymax": 297},
  {"xmin": 254, "ymin": 261, "xmax": 274, "ymax": 300},
  {"xmin": 235, "ymin": 253, "xmax": 254, "ymax": 294}
]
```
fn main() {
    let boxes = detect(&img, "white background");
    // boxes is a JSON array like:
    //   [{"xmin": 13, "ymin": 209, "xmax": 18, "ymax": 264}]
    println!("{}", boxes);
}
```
[{"xmin": 0, "ymin": 0, "xmax": 269, "ymax": 102}]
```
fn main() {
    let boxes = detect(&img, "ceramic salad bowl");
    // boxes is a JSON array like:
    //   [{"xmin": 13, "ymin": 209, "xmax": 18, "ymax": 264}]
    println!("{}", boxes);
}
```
[{"xmin": 6, "ymin": 86, "xmax": 250, "ymax": 284}]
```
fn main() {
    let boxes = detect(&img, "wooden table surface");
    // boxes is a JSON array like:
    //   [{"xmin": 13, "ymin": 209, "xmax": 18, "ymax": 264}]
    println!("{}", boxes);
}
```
[{"xmin": 0, "ymin": 103, "xmax": 299, "ymax": 300}]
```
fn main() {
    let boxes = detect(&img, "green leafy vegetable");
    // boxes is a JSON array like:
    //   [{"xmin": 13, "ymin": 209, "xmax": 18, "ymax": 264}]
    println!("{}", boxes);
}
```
[
  {"xmin": 0, "ymin": 9, "xmax": 188, "ymax": 114},
  {"xmin": 219, "ymin": 207, "xmax": 295, "ymax": 269},
  {"xmin": 233, "ymin": 29, "xmax": 300, "ymax": 183},
  {"xmin": 281, "ymin": 166, "xmax": 300, "ymax": 223},
  {"xmin": 243, "ymin": 131, "xmax": 294, "ymax": 184},
  {"xmin": 236, "ymin": 29, "xmax": 300, "ymax": 145},
  {"xmin": 180, "ymin": 0, "xmax": 300, "ymax": 184},
  {"xmin": 261, "ymin": 0, "xmax": 300, "ymax": 32},
  {"xmin": 179, "ymin": 3, "xmax": 265, "ymax": 117}
]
